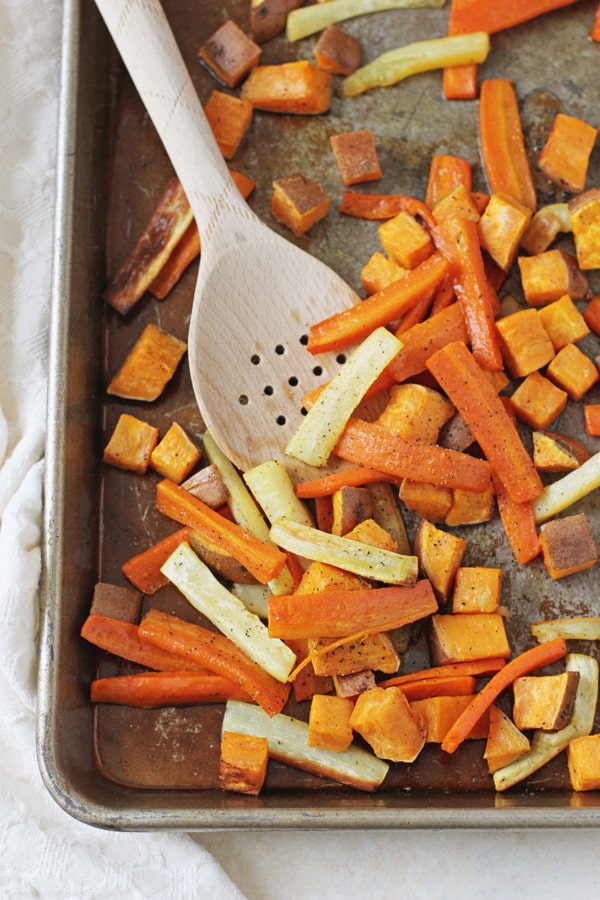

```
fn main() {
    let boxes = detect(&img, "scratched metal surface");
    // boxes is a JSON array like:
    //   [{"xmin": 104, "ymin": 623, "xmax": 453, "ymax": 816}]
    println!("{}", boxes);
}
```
[{"xmin": 39, "ymin": 0, "xmax": 600, "ymax": 829}]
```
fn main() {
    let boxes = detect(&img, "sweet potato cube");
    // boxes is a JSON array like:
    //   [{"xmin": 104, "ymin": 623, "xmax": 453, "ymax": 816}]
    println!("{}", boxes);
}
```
[
  {"xmin": 568, "ymin": 188, "xmax": 600, "ymax": 271},
  {"xmin": 538, "ymin": 113, "xmax": 597, "ymax": 194},
  {"xmin": 334, "ymin": 669, "xmax": 376, "ymax": 699},
  {"xmin": 399, "ymin": 479, "xmax": 453, "ymax": 524},
  {"xmin": 451, "ymin": 566, "xmax": 502, "ymax": 615},
  {"xmin": 271, "ymin": 173, "xmax": 330, "ymax": 237},
  {"xmin": 429, "ymin": 613, "xmax": 511, "ymax": 666},
  {"xmin": 106, "ymin": 324, "xmax": 187, "ymax": 402},
  {"xmin": 287, "ymin": 638, "xmax": 333, "ymax": 702},
  {"xmin": 367, "ymin": 482, "xmax": 411, "ymax": 555},
  {"xmin": 584, "ymin": 403, "xmax": 600, "ymax": 437},
  {"xmin": 375, "ymin": 383, "xmax": 454, "ymax": 444},
  {"xmin": 518, "ymin": 249, "xmax": 589, "ymax": 307},
  {"xmin": 241, "ymin": 60, "xmax": 333, "ymax": 114},
  {"xmin": 360, "ymin": 251, "xmax": 409, "ymax": 294},
  {"xmin": 546, "ymin": 342, "xmax": 599, "ymax": 401},
  {"xmin": 149, "ymin": 422, "xmax": 202, "ymax": 484},
  {"xmin": 308, "ymin": 694, "xmax": 354, "ymax": 752},
  {"xmin": 250, "ymin": 0, "xmax": 304, "ymax": 44},
  {"xmin": 432, "ymin": 182, "xmax": 481, "ymax": 226},
  {"xmin": 411, "ymin": 694, "xmax": 489, "ymax": 743},
  {"xmin": 425, "ymin": 153, "xmax": 473, "ymax": 209},
  {"xmin": 181, "ymin": 464, "xmax": 229, "ymax": 508},
  {"xmin": 314, "ymin": 24, "xmax": 361, "ymax": 75},
  {"xmin": 330, "ymin": 129, "xmax": 381, "ymax": 186},
  {"xmin": 90, "ymin": 582, "xmax": 142, "ymax": 623},
  {"xmin": 539, "ymin": 513, "xmax": 598, "ymax": 579},
  {"xmin": 483, "ymin": 705, "xmax": 530, "ymax": 773},
  {"xmin": 378, "ymin": 211, "xmax": 434, "ymax": 270},
  {"xmin": 513, "ymin": 671, "xmax": 580, "ymax": 731},
  {"xmin": 297, "ymin": 559, "xmax": 363, "ymax": 594},
  {"xmin": 349, "ymin": 685, "xmax": 426, "ymax": 763},
  {"xmin": 204, "ymin": 90, "xmax": 253, "ymax": 159},
  {"xmin": 532, "ymin": 430, "xmax": 591, "ymax": 473},
  {"xmin": 309, "ymin": 632, "xmax": 400, "ymax": 677},
  {"xmin": 478, "ymin": 192, "xmax": 533, "ymax": 271},
  {"xmin": 520, "ymin": 202, "xmax": 572, "ymax": 255},
  {"xmin": 445, "ymin": 486, "xmax": 496, "ymax": 527},
  {"xmin": 198, "ymin": 20, "xmax": 261, "ymax": 88},
  {"xmin": 509, "ymin": 370, "xmax": 568, "ymax": 431},
  {"xmin": 331, "ymin": 485, "xmax": 373, "ymax": 536},
  {"xmin": 103, "ymin": 414, "xmax": 159, "ymax": 475},
  {"xmin": 568, "ymin": 734, "xmax": 600, "ymax": 791},
  {"xmin": 538, "ymin": 294, "xmax": 589, "ymax": 351},
  {"xmin": 414, "ymin": 519, "xmax": 466, "ymax": 605},
  {"xmin": 496, "ymin": 307, "xmax": 555, "ymax": 378},
  {"xmin": 219, "ymin": 730, "xmax": 269, "ymax": 795},
  {"xmin": 343, "ymin": 516, "xmax": 397, "ymax": 552}
]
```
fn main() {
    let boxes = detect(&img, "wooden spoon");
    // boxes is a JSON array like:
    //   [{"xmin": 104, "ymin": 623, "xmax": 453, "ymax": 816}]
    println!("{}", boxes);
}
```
[{"xmin": 94, "ymin": 0, "xmax": 359, "ymax": 475}]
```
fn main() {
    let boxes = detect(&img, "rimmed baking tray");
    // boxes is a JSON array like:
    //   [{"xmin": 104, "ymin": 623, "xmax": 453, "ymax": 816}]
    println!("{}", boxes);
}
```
[{"xmin": 38, "ymin": 0, "xmax": 600, "ymax": 830}]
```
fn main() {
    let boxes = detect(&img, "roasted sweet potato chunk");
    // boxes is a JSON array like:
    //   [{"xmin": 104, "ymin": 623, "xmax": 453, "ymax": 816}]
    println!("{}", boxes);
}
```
[
  {"xmin": 512, "ymin": 671, "xmax": 580, "ymax": 731},
  {"xmin": 568, "ymin": 734, "xmax": 600, "ymax": 791},
  {"xmin": 539, "ymin": 513, "xmax": 598, "ymax": 579},
  {"xmin": 219, "ymin": 730, "xmax": 269, "ymax": 795},
  {"xmin": 103, "ymin": 413, "xmax": 159, "ymax": 475},
  {"xmin": 106, "ymin": 324, "xmax": 187, "ymax": 402},
  {"xmin": 330, "ymin": 129, "xmax": 381, "ymax": 186},
  {"xmin": 314, "ymin": 24, "xmax": 361, "ymax": 76},
  {"xmin": 271, "ymin": 173, "xmax": 330, "ymax": 237},
  {"xmin": 350, "ymin": 686, "xmax": 426, "ymax": 763},
  {"xmin": 568, "ymin": 188, "xmax": 600, "ymax": 270},
  {"xmin": 198, "ymin": 20, "xmax": 261, "ymax": 88}
]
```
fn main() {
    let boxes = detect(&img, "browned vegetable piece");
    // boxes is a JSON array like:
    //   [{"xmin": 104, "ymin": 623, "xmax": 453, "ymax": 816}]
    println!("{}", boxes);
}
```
[
  {"xmin": 539, "ymin": 513, "xmax": 599, "ymax": 580},
  {"xmin": 568, "ymin": 734, "xmax": 600, "ymax": 791},
  {"xmin": 104, "ymin": 178, "xmax": 193, "ymax": 315},
  {"xmin": 512, "ymin": 671, "xmax": 580, "ymax": 731},
  {"xmin": 330, "ymin": 129, "xmax": 381, "ymax": 186},
  {"xmin": 219, "ymin": 730, "xmax": 269, "ymax": 795},
  {"xmin": 204, "ymin": 90, "xmax": 254, "ymax": 159},
  {"xmin": 509, "ymin": 370, "xmax": 567, "ymax": 431},
  {"xmin": 537, "ymin": 293, "xmax": 590, "ymax": 351},
  {"xmin": 344, "ymin": 516, "xmax": 398, "ymax": 552},
  {"xmin": 149, "ymin": 422, "xmax": 202, "ymax": 484},
  {"xmin": 399, "ymin": 480, "xmax": 453, "ymax": 523},
  {"xmin": 198, "ymin": 19, "xmax": 261, "ymax": 88},
  {"xmin": 102, "ymin": 413, "xmax": 159, "ymax": 475},
  {"xmin": 568, "ymin": 188, "xmax": 600, "ymax": 270},
  {"xmin": 360, "ymin": 251, "xmax": 408, "ymax": 294},
  {"xmin": 483, "ymin": 705, "xmax": 530, "ymax": 773},
  {"xmin": 477, "ymin": 192, "xmax": 533, "ymax": 271},
  {"xmin": 432, "ymin": 183, "xmax": 481, "ymax": 226},
  {"xmin": 451, "ymin": 566, "xmax": 502, "ymax": 615},
  {"xmin": 270, "ymin": 173, "xmax": 330, "ymax": 237},
  {"xmin": 250, "ymin": 0, "xmax": 305, "ymax": 44},
  {"xmin": 538, "ymin": 113, "xmax": 597, "ymax": 194},
  {"xmin": 106, "ymin": 324, "xmax": 187, "ymax": 402},
  {"xmin": 495, "ymin": 307, "xmax": 555, "ymax": 379},
  {"xmin": 546, "ymin": 342, "xmax": 599, "ymax": 402},
  {"xmin": 181, "ymin": 463, "xmax": 229, "ymax": 509},
  {"xmin": 518, "ymin": 249, "xmax": 589, "ymax": 307},
  {"xmin": 187, "ymin": 529, "xmax": 258, "ymax": 586},
  {"xmin": 331, "ymin": 484, "xmax": 373, "ymax": 536},
  {"xmin": 309, "ymin": 632, "xmax": 400, "ymax": 677},
  {"xmin": 378, "ymin": 211, "xmax": 434, "ymax": 270},
  {"xmin": 375, "ymin": 383, "xmax": 454, "ymax": 444},
  {"xmin": 333, "ymin": 669, "xmax": 376, "ymax": 699},
  {"xmin": 410, "ymin": 694, "xmax": 490, "ymax": 743},
  {"xmin": 413, "ymin": 519, "xmax": 466, "ymax": 605},
  {"xmin": 314, "ymin": 24, "xmax": 361, "ymax": 76},
  {"xmin": 429, "ymin": 613, "xmax": 511, "ymax": 666},
  {"xmin": 444, "ymin": 485, "xmax": 496, "ymax": 527},
  {"xmin": 349, "ymin": 685, "xmax": 426, "ymax": 763},
  {"xmin": 241, "ymin": 60, "xmax": 333, "ymax": 114},
  {"xmin": 90, "ymin": 582, "xmax": 142, "ymax": 624},
  {"xmin": 308, "ymin": 694, "xmax": 355, "ymax": 752},
  {"xmin": 532, "ymin": 431, "xmax": 591, "ymax": 473},
  {"xmin": 287, "ymin": 638, "xmax": 333, "ymax": 702}
]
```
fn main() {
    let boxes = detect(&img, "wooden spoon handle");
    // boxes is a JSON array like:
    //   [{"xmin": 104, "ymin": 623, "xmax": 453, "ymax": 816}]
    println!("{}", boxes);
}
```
[{"xmin": 94, "ymin": 0, "xmax": 243, "ymax": 228}]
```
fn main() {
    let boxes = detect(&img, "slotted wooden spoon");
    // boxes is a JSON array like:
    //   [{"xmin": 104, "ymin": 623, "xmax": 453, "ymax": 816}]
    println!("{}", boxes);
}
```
[{"xmin": 95, "ymin": 0, "xmax": 359, "ymax": 474}]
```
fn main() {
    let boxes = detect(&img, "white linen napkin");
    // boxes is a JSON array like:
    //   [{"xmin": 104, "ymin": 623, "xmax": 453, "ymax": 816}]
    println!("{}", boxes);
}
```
[{"xmin": 0, "ymin": 2, "xmax": 244, "ymax": 896}]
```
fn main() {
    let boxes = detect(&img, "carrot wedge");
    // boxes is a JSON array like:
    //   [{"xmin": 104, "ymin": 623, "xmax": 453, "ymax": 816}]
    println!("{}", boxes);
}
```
[
  {"xmin": 441, "ymin": 637, "xmax": 568, "ymax": 754},
  {"xmin": 138, "ymin": 608, "xmax": 290, "ymax": 716},
  {"xmin": 493, "ymin": 474, "xmax": 542, "ymax": 565},
  {"xmin": 378, "ymin": 657, "xmax": 506, "ymax": 689},
  {"xmin": 339, "ymin": 191, "xmax": 436, "ymax": 229},
  {"xmin": 426, "ymin": 342, "xmax": 543, "ymax": 503},
  {"xmin": 294, "ymin": 466, "xmax": 400, "ymax": 499},
  {"xmin": 80, "ymin": 613, "xmax": 206, "ymax": 672},
  {"xmin": 155, "ymin": 478, "xmax": 287, "ymax": 584},
  {"xmin": 122, "ymin": 526, "xmax": 191, "ymax": 594},
  {"xmin": 387, "ymin": 301, "xmax": 468, "ymax": 383},
  {"xmin": 384, "ymin": 675, "xmax": 477, "ymax": 702},
  {"xmin": 90, "ymin": 671, "xmax": 252, "ymax": 708}
]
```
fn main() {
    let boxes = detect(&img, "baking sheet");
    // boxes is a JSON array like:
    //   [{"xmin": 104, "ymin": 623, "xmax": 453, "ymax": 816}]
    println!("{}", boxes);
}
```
[{"xmin": 38, "ymin": 0, "xmax": 600, "ymax": 829}]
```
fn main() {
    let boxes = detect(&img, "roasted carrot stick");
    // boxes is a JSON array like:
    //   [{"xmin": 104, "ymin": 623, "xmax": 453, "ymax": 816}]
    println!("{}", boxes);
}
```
[
  {"xmin": 80, "ymin": 613, "xmax": 206, "ymax": 672},
  {"xmin": 425, "ymin": 154, "xmax": 473, "ymax": 209},
  {"xmin": 493, "ymin": 474, "xmax": 542, "ymax": 565},
  {"xmin": 378, "ymin": 657, "xmax": 506, "ymax": 689},
  {"xmin": 138, "ymin": 608, "xmax": 291, "ymax": 716},
  {"xmin": 334, "ymin": 417, "xmax": 493, "ymax": 493},
  {"xmin": 294, "ymin": 466, "xmax": 400, "ymax": 499},
  {"xmin": 426, "ymin": 342, "xmax": 543, "ymax": 503},
  {"xmin": 592, "ymin": 3, "xmax": 600, "ymax": 41},
  {"xmin": 155, "ymin": 478, "xmax": 287, "ymax": 584},
  {"xmin": 386, "ymin": 301, "xmax": 468, "ymax": 383},
  {"xmin": 268, "ymin": 580, "xmax": 437, "ymax": 640},
  {"xmin": 90, "ymin": 670, "xmax": 251, "ymax": 708},
  {"xmin": 441, "ymin": 637, "xmax": 568, "ymax": 754},
  {"xmin": 307, "ymin": 251, "xmax": 449, "ymax": 355},
  {"xmin": 398, "ymin": 675, "xmax": 477, "ymax": 702},
  {"xmin": 339, "ymin": 191, "xmax": 436, "ymax": 229},
  {"xmin": 448, "ymin": 0, "xmax": 578, "ymax": 33},
  {"xmin": 479, "ymin": 79, "xmax": 537, "ymax": 212},
  {"xmin": 122, "ymin": 526, "xmax": 191, "ymax": 594}
]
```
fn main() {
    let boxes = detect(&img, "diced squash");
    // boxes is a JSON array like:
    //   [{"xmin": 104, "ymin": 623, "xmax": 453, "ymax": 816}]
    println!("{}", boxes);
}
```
[
  {"xmin": 331, "ymin": 485, "xmax": 373, "ymax": 536},
  {"xmin": 360, "ymin": 251, "xmax": 408, "ymax": 294},
  {"xmin": 478, "ymin": 192, "xmax": 533, "ymax": 271},
  {"xmin": 445, "ymin": 485, "xmax": 496, "ymax": 527},
  {"xmin": 539, "ymin": 513, "xmax": 598, "ymax": 580},
  {"xmin": 410, "ymin": 694, "xmax": 489, "ymax": 743},
  {"xmin": 106, "ymin": 324, "xmax": 187, "ymax": 402},
  {"xmin": 330, "ymin": 129, "xmax": 382, "ymax": 186},
  {"xmin": 538, "ymin": 113, "xmax": 597, "ymax": 194},
  {"xmin": 314, "ymin": 24, "xmax": 361, "ymax": 75},
  {"xmin": 584, "ymin": 404, "xmax": 600, "ymax": 437},
  {"xmin": 567, "ymin": 734, "xmax": 600, "ymax": 791},
  {"xmin": 509, "ymin": 371, "xmax": 568, "ymax": 431},
  {"xmin": 378, "ymin": 211, "xmax": 434, "ymax": 270},
  {"xmin": 103, "ymin": 414, "xmax": 159, "ymax": 475},
  {"xmin": 181, "ymin": 464, "xmax": 229, "ymax": 508},
  {"xmin": 198, "ymin": 20, "xmax": 261, "ymax": 88},
  {"xmin": 495, "ymin": 307, "xmax": 555, "ymax": 378},
  {"xmin": 538, "ymin": 294, "xmax": 590, "ymax": 351},
  {"xmin": 518, "ymin": 249, "xmax": 589, "ymax": 307},
  {"xmin": 432, "ymin": 182, "xmax": 481, "ymax": 225},
  {"xmin": 451, "ymin": 566, "xmax": 502, "ymax": 615},
  {"xmin": 308, "ymin": 694, "xmax": 355, "ymax": 752},
  {"xmin": 241, "ymin": 60, "xmax": 333, "ymax": 114},
  {"xmin": 399, "ymin": 479, "xmax": 453, "ymax": 524},
  {"xmin": 413, "ymin": 519, "xmax": 466, "ymax": 605},
  {"xmin": 532, "ymin": 431, "xmax": 591, "ymax": 473},
  {"xmin": 219, "ymin": 730, "xmax": 269, "ymax": 795},
  {"xmin": 309, "ymin": 631, "xmax": 400, "ymax": 677},
  {"xmin": 569, "ymin": 189, "xmax": 600, "ymax": 270},
  {"xmin": 546, "ymin": 343, "xmax": 599, "ymax": 401},
  {"xmin": 429, "ymin": 613, "xmax": 511, "ymax": 666},
  {"xmin": 271, "ymin": 173, "xmax": 330, "ymax": 237},
  {"xmin": 149, "ymin": 423, "xmax": 202, "ymax": 484},
  {"xmin": 287, "ymin": 638, "xmax": 333, "ymax": 702},
  {"xmin": 344, "ymin": 517, "xmax": 398, "ymax": 553},
  {"xmin": 512, "ymin": 671, "xmax": 580, "ymax": 731},
  {"xmin": 375, "ymin": 383, "xmax": 454, "ymax": 444},
  {"xmin": 483, "ymin": 705, "xmax": 530, "ymax": 773},
  {"xmin": 204, "ymin": 90, "xmax": 253, "ymax": 159},
  {"xmin": 349, "ymin": 686, "xmax": 426, "ymax": 763},
  {"xmin": 367, "ymin": 482, "xmax": 411, "ymax": 555}
]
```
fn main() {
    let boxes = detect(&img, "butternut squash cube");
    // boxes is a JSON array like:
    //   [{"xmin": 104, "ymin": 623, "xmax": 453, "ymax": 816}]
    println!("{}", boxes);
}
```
[
  {"xmin": 314, "ymin": 24, "xmax": 361, "ymax": 75},
  {"xmin": 199, "ymin": 20, "xmax": 261, "ymax": 88},
  {"xmin": 219, "ymin": 730, "xmax": 269, "ymax": 795},
  {"xmin": 518, "ymin": 249, "xmax": 589, "ymax": 307},
  {"xmin": 546, "ymin": 343, "xmax": 599, "ymax": 401},
  {"xmin": 204, "ymin": 90, "xmax": 253, "ymax": 159},
  {"xmin": 569, "ymin": 189, "xmax": 600, "ymax": 270},
  {"xmin": 509, "ymin": 370, "xmax": 568, "ymax": 431},
  {"xmin": 538, "ymin": 113, "xmax": 597, "ymax": 194},
  {"xmin": 106, "ymin": 324, "xmax": 187, "ymax": 402},
  {"xmin": 568, "ymin": 734, "xmax": 600, "ymax": 791},
  {"xmin": 414, "ymin": 519, "xmax": 466, "ymax": 605},
  {"xmin": 445, "ymin": 486, "xmax": 495, "ymax": 527},
  {"xmin": 451, "ymin": 566, "xmax": 502, "ymax": 615},
  {"xmin": 308, "ymin": 694, "xmax": 355, "ymax": 752},
  {"xmin": 532, "ymin": 430, "xmax": 591, "ymax": 473},
  {"xmin": 483, "ymin": 705, "xmax": 530, "ymax": 773},
  {"xmin": 375, "ymin": 383, "xmax": 454, "ymax": 444},
  {"xmin": 344, "ymin": 516, "xmax": 398, "ymax": 552},
  {"xmin": 330, "ymin": 129, "xmax": 382, "ymax": 186},
  {"xmin": 411, "ymin": 694, "xmax": 490, "ymax": 743},
  {"xmin": 349, "ymin": 685, "xmax": 426, "ymax": 763},
  {"xmin": 539, "ymin": 513, "xmax": 598, "ymax": 580},
  {"xmin": 538, "ymin": 294, "xmax": 589, "ymax": 351},
  {"xmin": 103, "ymin": 413, "xmax": 159, "ymax": 475},
  {"xmin": 478, "ymin": 192, "xmax": 533, "ymax": 271},
  {"xmin": 512, "ymin": 671, "xmax": 580, "ymax": 731},
  {"xmin": 271, "ymin": 173, "xmax": 330, "ymax": 237},
  {"xmin": 309, "ymin": 631, "xmax": 400, "ymax": 677},
  {"xmin": 360, "ymin": 251, "xmax": 408, "ymax": 294},
  {"xmin": 378, "ymin": 211, "xmax": 434, "ymax": 270},
  {"xmin": 496, "ymin": 307, "xmax": 555, "ymax": 378},
  {"xmin": 331, "ymin": 485, "xmax": 373, "ymax": 536},
  {"xmin": 432, "ymin": 182, "xmax": 481, "ymax": 225},
  {"xmin": 149, "ymin": 422, "xmax": 202, "ymax": 484},
  {"xmin": 429, "ymin": 613, "xmax": 511, "ymax": 666},
  {"xmin": 242, "ymin": 60, "xmax": 333, "ymax": 115},
  {"xmin": 399, "ymin": 479, "xmax": 453, "ymax": 523}
]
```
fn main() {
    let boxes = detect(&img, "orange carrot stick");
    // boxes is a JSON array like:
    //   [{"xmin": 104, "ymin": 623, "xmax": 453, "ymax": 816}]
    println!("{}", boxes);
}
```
[
  {"xmin": 592, "ymin": 3, "xmax": 600, "ymax": 41},
  {"xmin": 294, "ymin": 466, "xmax": 400, "ymax": 498},
  {"xmin": 378, "ymin": 657, "xmax": 506, "ymax": 689},
  {"xmin": 339, "ymin": 191, "xmax": 436, "ymax": 229},
  {"xmin": 121, "ymin": 526, "xmax": 191, "ymax": 594},
  {"xmin": 398, "ymin": 675, "xmax": 477, "ymax": 702},
  {"xmin": 449, "ymin": 0, "xmax": 578, "ymax": 33},
  {"xmin": 441, "ymin": 637, "xmax": 568, "ymax": 754},
  {"xmin": 138, "ymin": 608, "xmax": 291, "ymax": 716},
  {"xmin": 268, "ymin": 580, "xmax": 438, "ymax": 640},
  {"xmin": 479, "ymin": 79, "xmax": 537, "ymax": 212},
  {"xmin": 425, "ymin": 154, "xmax": 473, "ymax": 209},
  {"xmin": 80, "ymin": 613, "xmax": 206, "ymax": 672},
  {"xmin": 90, "ymin": 670, "xmax": 251, "ymax": 708},
  {"xmin": 426, "ymin": 342, "xmax": 543, "ymax": 503},
  {"xmin": 394, "ymin": 288, "xmax": 434, "ymax": 335},
  {"xmin": 307, "ymin": 251, "xmax": 449, "ymax": 355},
  {"xmin": 493, "ymin": 474, "xmax": 542, "ymax": 565},
  {"xmin": 155, "ymin": 478, "xmax": 287, "ymax": 584},
  {"xmin": 334, "ymin": 417, "xmax": 493, "ymax": 493},
  {"xmin": 387, "ymin": 302, "xmax": 468, "ymax": 384}
]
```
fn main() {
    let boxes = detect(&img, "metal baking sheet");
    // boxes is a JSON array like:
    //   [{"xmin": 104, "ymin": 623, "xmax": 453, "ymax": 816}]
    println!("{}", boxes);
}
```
[{"xmin": 38, "ymin": 0, "xmax": 600, "ymax": 829}]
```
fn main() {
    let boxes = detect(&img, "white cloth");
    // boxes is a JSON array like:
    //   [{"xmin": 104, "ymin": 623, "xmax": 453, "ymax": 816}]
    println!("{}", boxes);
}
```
[{"xmin": 0, "ymin": 2, "xmax": 244, "ymax": 897}]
